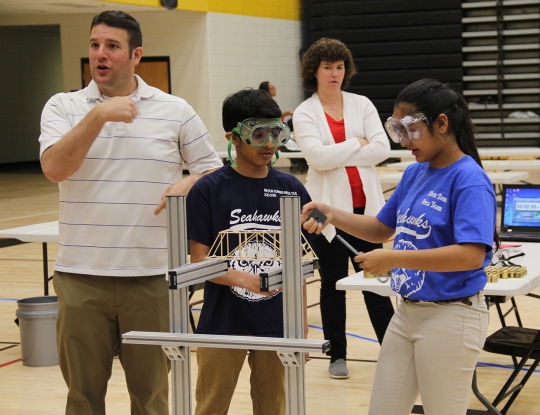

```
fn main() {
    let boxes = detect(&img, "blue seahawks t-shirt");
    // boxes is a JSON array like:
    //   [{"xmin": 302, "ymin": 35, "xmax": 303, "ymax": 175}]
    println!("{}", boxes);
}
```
[
  {"xmin": 186, "ymin": 165, "xmax": 312, "ymax": 337},
  {"xmin": 377, "ymin": 156, "xmax": 496, "ymax": 301}
]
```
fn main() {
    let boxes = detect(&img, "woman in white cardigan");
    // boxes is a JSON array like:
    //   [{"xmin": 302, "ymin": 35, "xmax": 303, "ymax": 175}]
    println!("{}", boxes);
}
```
[{"xmin": 293, "ymin": 38, "xmax": 394, "ymax": 379}]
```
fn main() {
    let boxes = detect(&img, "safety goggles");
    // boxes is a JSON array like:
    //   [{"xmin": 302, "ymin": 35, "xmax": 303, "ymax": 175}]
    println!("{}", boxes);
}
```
[
  {"xmin": 231, "ymin": 118, "xmax": 290, "ymax": 148},
  {"xmin": 384, "ymin": 113, "xmax": 429, "ymax": 144}
]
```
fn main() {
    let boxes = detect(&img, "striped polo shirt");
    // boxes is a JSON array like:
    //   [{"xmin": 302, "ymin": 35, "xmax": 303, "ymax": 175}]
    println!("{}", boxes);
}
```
[{"xmin": 39, "ymin": 76, "xmax": 222, "ymax": 276}]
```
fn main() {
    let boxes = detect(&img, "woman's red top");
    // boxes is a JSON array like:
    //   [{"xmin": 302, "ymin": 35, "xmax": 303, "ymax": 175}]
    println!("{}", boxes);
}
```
[{"xmin": 325, "ymin": 113, "xmax": 366, "ymax": 208}]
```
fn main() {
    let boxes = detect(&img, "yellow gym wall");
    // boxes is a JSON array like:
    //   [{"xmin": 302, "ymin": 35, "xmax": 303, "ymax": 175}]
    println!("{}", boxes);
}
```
[
  {"xmin": 111, "ymin": 0, "xmax": 301, "ymax": 20},
  {"xmin": 0, "ymin": 1, "xmax": 303, "ymax": 156}
]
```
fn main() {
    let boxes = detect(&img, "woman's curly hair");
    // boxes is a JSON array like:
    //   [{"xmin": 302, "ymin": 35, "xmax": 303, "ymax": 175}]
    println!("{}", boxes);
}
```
[{"xmin": 300, "ymin": 38, "xmax": 357, "ymax": 93}]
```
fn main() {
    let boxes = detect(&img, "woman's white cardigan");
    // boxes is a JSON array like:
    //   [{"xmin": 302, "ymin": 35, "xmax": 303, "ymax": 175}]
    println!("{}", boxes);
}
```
[{"xmin": 293, "ymin": 91, "xmax": 391, "ymax": 241}]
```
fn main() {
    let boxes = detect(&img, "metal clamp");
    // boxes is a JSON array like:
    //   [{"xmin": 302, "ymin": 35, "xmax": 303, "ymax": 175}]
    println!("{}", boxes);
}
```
[
  {"xmin": 162, "ymin": 345, "xmax": 186, "ymax": 361},
  {"xmin": 168, "ymin": 270, "xmax": 178, "ymax": 290},
  {"xmin": 260, "ymin": 260, "xmax": 316, "ymax": 292},
  {"xmin": 277, "ymin": 351, "xmax": 302, "ymax": 367}
]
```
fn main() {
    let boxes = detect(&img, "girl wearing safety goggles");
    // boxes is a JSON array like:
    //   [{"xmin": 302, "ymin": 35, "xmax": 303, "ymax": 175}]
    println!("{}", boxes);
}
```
[
  {"xmin": 384, "ymin": 113, "xmax": 431, "ymax": 145},
  {"xmin": 301, "ymin": 79, "xmax": 499, "ymax": 415}
]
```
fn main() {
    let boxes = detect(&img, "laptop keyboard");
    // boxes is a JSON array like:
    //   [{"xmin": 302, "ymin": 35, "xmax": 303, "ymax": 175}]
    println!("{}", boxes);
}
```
[{"xmin": 499, "ymin": 232, "xmax": 540, "ymax": 241}]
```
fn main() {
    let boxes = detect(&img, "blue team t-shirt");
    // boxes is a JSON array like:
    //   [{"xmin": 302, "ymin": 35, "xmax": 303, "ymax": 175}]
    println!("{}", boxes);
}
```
[
  {"xmin": 377, "ymin": 156, "xmax": 496, "ymax": 301},
  {"xmin": 186, "ymin": 165, "xmax": 312, "ymax": 337}
]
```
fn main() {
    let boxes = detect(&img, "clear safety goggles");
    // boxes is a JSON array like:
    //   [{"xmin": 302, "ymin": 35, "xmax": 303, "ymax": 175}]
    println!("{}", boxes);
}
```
[
  {"xmin": 384, "ymin": 113, "xmax": 429, "ymax": 144},
  {"xmin": 231, "ymin": 118, "xmax": 290, "ymax": 148}
]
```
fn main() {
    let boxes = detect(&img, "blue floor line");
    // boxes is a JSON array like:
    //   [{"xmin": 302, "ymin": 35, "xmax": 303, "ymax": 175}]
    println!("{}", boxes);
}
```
[
  {"xmin": 477, "ymin": 361, "xmax": 540, "ymax": 374},
  {"xmin": 0, "ymin": 298, "xmax": 19, "ymax": 302},
  {"xmin": 308, "ymin": 324, "xmax": 379, "ymax": 343}
]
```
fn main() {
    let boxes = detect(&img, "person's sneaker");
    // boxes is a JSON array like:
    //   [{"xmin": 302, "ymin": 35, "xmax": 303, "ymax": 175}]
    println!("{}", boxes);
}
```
[{"xmin": 328, "ymin": 359, "xmax": 349, "ymax": 379}]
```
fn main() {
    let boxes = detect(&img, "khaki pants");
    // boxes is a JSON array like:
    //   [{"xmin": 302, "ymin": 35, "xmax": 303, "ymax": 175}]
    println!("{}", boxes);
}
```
[
  {"xmin": 368, "ymin": 292, "xmax": 489, "ymax": 415},
  {"xmin": 194, "ymin": 347, "xmax": 285, "ymax": 415},
  {"xmin": 54, "ymin": 271, "xmax": 170, "ymax": 415}
]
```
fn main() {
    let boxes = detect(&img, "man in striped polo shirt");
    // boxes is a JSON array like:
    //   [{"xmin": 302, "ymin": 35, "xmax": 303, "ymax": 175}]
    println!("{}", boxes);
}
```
[{"xmin": 39, "ymin": 10, "xmax": 222, "ymax": 415}]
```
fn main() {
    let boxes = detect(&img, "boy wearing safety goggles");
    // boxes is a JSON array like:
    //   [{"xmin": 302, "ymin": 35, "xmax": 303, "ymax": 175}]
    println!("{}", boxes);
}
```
[{"xmin": 186, "ymin": 88, "xmax": 312, "ymax": 415}]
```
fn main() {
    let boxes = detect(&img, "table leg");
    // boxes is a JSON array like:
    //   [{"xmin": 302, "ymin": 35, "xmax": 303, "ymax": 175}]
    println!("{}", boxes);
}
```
[
  {"xmin": 488, "ymin": 296, "xmax": 522, "ymax": 328},
  {"xmin": 42, "ymin": 242, "xmax": 49, "ymax": 296},
  {"xmin": 510, "ymin": 297, "xmax": 523, "ymax": 327}
]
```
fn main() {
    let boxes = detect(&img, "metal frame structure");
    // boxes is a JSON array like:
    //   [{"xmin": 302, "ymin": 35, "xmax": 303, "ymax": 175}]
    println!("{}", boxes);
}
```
[{"xmin": 123, "ymin": 195, "xmax": 329, "ymax": 415}]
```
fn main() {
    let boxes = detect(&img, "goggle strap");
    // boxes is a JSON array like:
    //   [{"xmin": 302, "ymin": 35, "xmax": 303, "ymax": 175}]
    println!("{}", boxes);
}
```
[
  {"xmin": 271, "ymin": 149, "xmax": 279, "ymax": 166},
  {"xmin": 227, "ymin": 136, "xmax": 238, "ymax": 168}
]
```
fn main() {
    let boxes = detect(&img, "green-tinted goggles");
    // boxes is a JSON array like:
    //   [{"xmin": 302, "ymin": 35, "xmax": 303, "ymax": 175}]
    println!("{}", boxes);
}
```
[{"xmin": 232, "ymin": 118, "xmax": 291, "ymax": 147}]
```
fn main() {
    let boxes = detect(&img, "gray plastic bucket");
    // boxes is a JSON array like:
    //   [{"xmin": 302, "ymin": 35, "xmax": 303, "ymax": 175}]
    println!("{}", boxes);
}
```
[{"xmin": 16, "ymin": 296, "xmax": 59, "ymax": 367}]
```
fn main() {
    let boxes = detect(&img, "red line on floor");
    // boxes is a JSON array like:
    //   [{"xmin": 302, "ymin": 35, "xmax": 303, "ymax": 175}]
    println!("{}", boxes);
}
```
[{"xmin": 0, "ymin": 358, "xmax": 22, "ymax": 368}]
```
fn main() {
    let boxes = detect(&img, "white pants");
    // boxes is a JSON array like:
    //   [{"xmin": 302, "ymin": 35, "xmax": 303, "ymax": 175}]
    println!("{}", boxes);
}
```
[{"xmin": 368, "ymin": 292, "xmax": 489, "ymax": 415}]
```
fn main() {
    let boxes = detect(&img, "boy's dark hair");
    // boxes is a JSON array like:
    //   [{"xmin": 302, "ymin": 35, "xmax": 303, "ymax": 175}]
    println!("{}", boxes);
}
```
[
  {"xmin": 91, "ymin": 10, "xmax": 142, "ymax": 57},
  {"xmin": 300, "ymin": 38, "xmax": 356, "ymax": 93},
  {"xmin": 258, "ymin": 81, "xmax": 270, "ymax": 93},
  {"xmin": 222, "ymin": 88, "xmax": 281, "ymax": 132}
]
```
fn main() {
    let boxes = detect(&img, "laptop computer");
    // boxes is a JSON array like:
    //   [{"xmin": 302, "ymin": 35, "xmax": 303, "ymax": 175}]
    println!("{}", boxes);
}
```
[{"xmin": 499, "ymin": 183, "xmax": 540, "ymax": 242}]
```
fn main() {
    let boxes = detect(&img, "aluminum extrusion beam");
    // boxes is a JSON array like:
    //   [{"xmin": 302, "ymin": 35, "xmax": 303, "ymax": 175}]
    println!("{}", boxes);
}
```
[
  {"xmin": 166, "ymin": 195, "xmax": 191, "ymax": 415},
  {"xmin": 280, "ymin": 196, "xmax": 306, "ymax": 415},
  {"xmin": 260, "ymin": 260, "xmax": 316, "ymax": 292},
  {"xmin": 168, "ymin": 259, "xmax": 228, "ymax": 289},
  {"xmin": 122, "ymin": 332, "xmax": 330, "ymax": 354}
]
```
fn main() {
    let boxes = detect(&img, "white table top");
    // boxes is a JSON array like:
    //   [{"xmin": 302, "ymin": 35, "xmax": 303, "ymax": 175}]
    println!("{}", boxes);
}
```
[
  {"xmin": 376, "ymin": 169, "xmax": 528, "ymax": 184},
  {"xmin": 0, "ymin": 221, "xmax": 59, "ymax": 243},
  {"xmin": 479, "ymin": 147, "xmax": 540, "ymax": 158},
  {"xmin": 336, "ymin": 271, "xmax": 539, "ymax": 297},
  {"xmin": 386, "ymin": 159, "xmax": 540, "ymax": 171},
  {"xmin": 337, "ymin": 242, "xmax": 540, "ymax": 297},
  {"xmin": 217, "ymin": 147, "xmax": 540, "ymax": 162},
  {"xmin": 390, "ymin": 147, "xmax": 540, "ymax": 161}
]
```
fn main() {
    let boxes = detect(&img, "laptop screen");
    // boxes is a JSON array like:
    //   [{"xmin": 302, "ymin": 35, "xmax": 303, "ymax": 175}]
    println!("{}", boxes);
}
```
[{"xmin": 501, "ymin": 184, "xmax": 540, "ymax": 231}]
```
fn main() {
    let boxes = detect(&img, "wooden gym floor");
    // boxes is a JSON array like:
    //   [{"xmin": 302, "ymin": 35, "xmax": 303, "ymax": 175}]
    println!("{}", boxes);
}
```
[{"xmin": 0, "ymin": 161, "xmax": 539, "ymax": 414}]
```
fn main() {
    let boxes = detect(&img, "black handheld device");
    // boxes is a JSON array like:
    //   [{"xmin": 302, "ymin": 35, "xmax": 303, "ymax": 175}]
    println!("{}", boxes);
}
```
[{"xmin": 307, "ymin": 208, "xmax": 327, "ymax": 224}]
